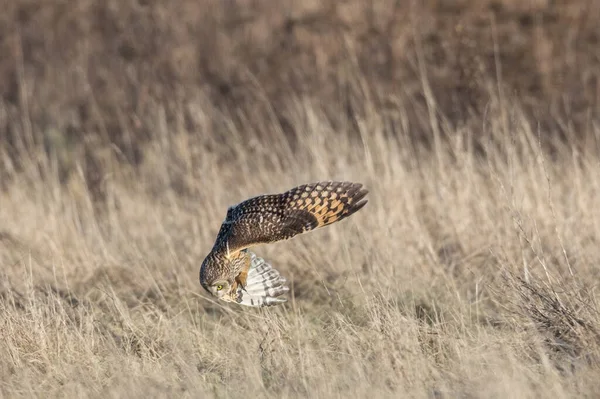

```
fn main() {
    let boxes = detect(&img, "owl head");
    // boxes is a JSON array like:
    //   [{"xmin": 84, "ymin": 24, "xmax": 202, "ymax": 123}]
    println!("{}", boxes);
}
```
[
  {"xmin": 199, "ymin": 252, "xmax": 244, "ymax": 299},
  {"xmin": 200, "ymin": 251, "xmax": 289, "ymax": 306}
]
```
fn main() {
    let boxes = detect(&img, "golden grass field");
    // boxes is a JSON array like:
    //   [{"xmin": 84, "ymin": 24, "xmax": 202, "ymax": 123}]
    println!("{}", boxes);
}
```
[
  {"xmin": 1, "ymin": 1, "xmax": 600, "ymax": 398},
  {"xmin": 2, "ymin": 97, "xmax": 600, "ymax": 398}
]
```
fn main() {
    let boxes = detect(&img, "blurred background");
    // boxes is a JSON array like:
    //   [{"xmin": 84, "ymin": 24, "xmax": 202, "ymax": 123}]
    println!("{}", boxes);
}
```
[
  {"xmin": 1, "ymin": 2, "xmax": 600, "ymax": 396},
  {"xmin": 1, "ymin": 0, "xmax": 598, "ymax": 182}
]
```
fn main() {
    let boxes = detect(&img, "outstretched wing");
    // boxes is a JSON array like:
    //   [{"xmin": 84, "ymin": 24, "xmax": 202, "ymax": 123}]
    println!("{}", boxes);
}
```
[{"xmin": 211, "ymin": 181, "xmax": 368, "ymax": 256}]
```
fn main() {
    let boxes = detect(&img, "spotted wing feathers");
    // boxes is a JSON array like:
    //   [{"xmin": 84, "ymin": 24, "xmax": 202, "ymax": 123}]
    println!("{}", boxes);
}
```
[
  {"xmin": 289, "ymin": 181, "xmax": 369, "ymax": 229},
  {"xmin": 211, "ymin": 181, "xmax": 368, "ymax": 255}
]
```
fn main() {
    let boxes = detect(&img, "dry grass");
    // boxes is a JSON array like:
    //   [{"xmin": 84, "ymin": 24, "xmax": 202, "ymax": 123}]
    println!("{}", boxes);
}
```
[
  {"xmin": 2, "ymin": 0, "xmax": 599, "ymax": 154},
  {"xmin": 2, "ymin": 90, "xmax": 600, "ymax": 398},
  {"xmin": 2, "ymin": 1, "xmax": 600, "ymax": 398}
]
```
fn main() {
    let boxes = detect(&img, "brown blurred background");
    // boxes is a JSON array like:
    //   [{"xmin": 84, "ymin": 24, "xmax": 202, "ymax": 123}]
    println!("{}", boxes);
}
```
[{"xmin": 1, "ymin": 0, "xmax": 598, "ymax": 172}]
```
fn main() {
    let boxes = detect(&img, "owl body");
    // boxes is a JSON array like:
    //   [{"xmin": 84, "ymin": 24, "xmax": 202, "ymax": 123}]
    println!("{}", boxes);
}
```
[{"xmin": 199, "ymin": 181, "xmax": 368, "ymax": 307}]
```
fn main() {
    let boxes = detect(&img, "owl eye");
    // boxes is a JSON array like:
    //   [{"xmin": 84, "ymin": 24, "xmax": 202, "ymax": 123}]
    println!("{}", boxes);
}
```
[{"xmin": 216, "ymin": 285, "xmax": 223, "ymax": 291}]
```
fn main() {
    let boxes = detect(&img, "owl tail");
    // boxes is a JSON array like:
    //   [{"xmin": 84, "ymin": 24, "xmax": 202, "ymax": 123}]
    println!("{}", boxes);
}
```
[{"xmin": 235, "ymin": 252, "xmax": 290, "ymax": 307}]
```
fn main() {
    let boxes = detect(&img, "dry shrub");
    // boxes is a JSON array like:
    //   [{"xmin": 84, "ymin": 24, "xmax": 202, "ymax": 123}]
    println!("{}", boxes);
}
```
[{"xmin": 497, "ymin": 272, "xmax": 600, "ymax": 371}]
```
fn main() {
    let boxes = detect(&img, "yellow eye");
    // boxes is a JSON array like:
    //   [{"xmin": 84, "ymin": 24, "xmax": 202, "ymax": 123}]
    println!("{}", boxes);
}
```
[{"xmin": 216, "ymin": 285, "xmax": 223, "ymax": 291}]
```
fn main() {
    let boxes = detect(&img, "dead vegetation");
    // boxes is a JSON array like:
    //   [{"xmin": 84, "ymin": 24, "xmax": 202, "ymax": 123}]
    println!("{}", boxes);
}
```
[{"xmin": 1, "ymin": 0, "xmax": 600, "ymax": 398}]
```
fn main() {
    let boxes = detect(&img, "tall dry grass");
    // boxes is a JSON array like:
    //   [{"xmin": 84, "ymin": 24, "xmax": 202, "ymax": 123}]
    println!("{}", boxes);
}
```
[{"xmin": 1, "ymin": 79, "xmax": 600, "ymax": 398}]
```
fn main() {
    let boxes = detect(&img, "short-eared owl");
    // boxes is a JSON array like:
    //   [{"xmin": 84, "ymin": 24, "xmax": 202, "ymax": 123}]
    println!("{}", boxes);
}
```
[{"xmin": 199, "ymin": 181, "xmax": 368, "ymax": 307}]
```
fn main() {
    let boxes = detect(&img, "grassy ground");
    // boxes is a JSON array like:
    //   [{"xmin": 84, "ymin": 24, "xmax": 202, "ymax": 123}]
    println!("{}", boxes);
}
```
[
  {"xmin": 2, "ymin": 1, "xmax": 600, "ymax": 398},
  {"xmin": 2, "ymin": 95, "xmax": 600, "ymax": 398}
]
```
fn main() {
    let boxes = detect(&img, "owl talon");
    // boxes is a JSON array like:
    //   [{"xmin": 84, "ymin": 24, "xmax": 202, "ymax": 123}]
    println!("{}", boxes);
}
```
[{"xmin": 237, "ymin": 267, "xmax": 249, "ymax": 290}]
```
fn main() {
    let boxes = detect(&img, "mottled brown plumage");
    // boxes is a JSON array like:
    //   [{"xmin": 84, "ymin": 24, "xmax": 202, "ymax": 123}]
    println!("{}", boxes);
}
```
[{"xmin": 199, "ymin": 181, "xmax": 368, "ymax": 306}]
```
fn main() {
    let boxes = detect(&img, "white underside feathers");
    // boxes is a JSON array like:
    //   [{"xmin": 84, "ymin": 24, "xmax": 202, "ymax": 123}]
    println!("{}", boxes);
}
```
[{"xmin": 235, "ymin": 252, "xmax": 290, "ymax": 307}]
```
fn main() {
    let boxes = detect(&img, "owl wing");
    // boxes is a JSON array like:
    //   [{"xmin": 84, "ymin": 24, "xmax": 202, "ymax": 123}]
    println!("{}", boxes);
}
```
[
  {"xmin": 223, "ymin": 251, "xmax": 290, "ymax": 307},
  {"xmin": 211, "ymin": 181, "xmax": 368, "ymax": 256}
]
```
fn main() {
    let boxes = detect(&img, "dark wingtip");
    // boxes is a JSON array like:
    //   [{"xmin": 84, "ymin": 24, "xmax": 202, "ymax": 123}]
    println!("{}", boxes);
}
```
[
  {"xmin": 347, "ymin": 183, "xmax": 369, "ymax": 216},
  {"xmin": 351, "ymin": 198, "xmax": 368, "ymax": 213},
  {"xmin": 351, "ymin": 186, "xmax": 368, "ymax": 203},
  {"xmin": 345, "ymin": 182, "xmax": 362, "ymax": 196}
]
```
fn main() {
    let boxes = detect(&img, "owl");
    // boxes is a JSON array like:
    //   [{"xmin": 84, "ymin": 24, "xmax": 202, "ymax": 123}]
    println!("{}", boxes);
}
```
[{"xmin": 199, "ymin": 181, "xmax": 368, "ymax": 307}]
